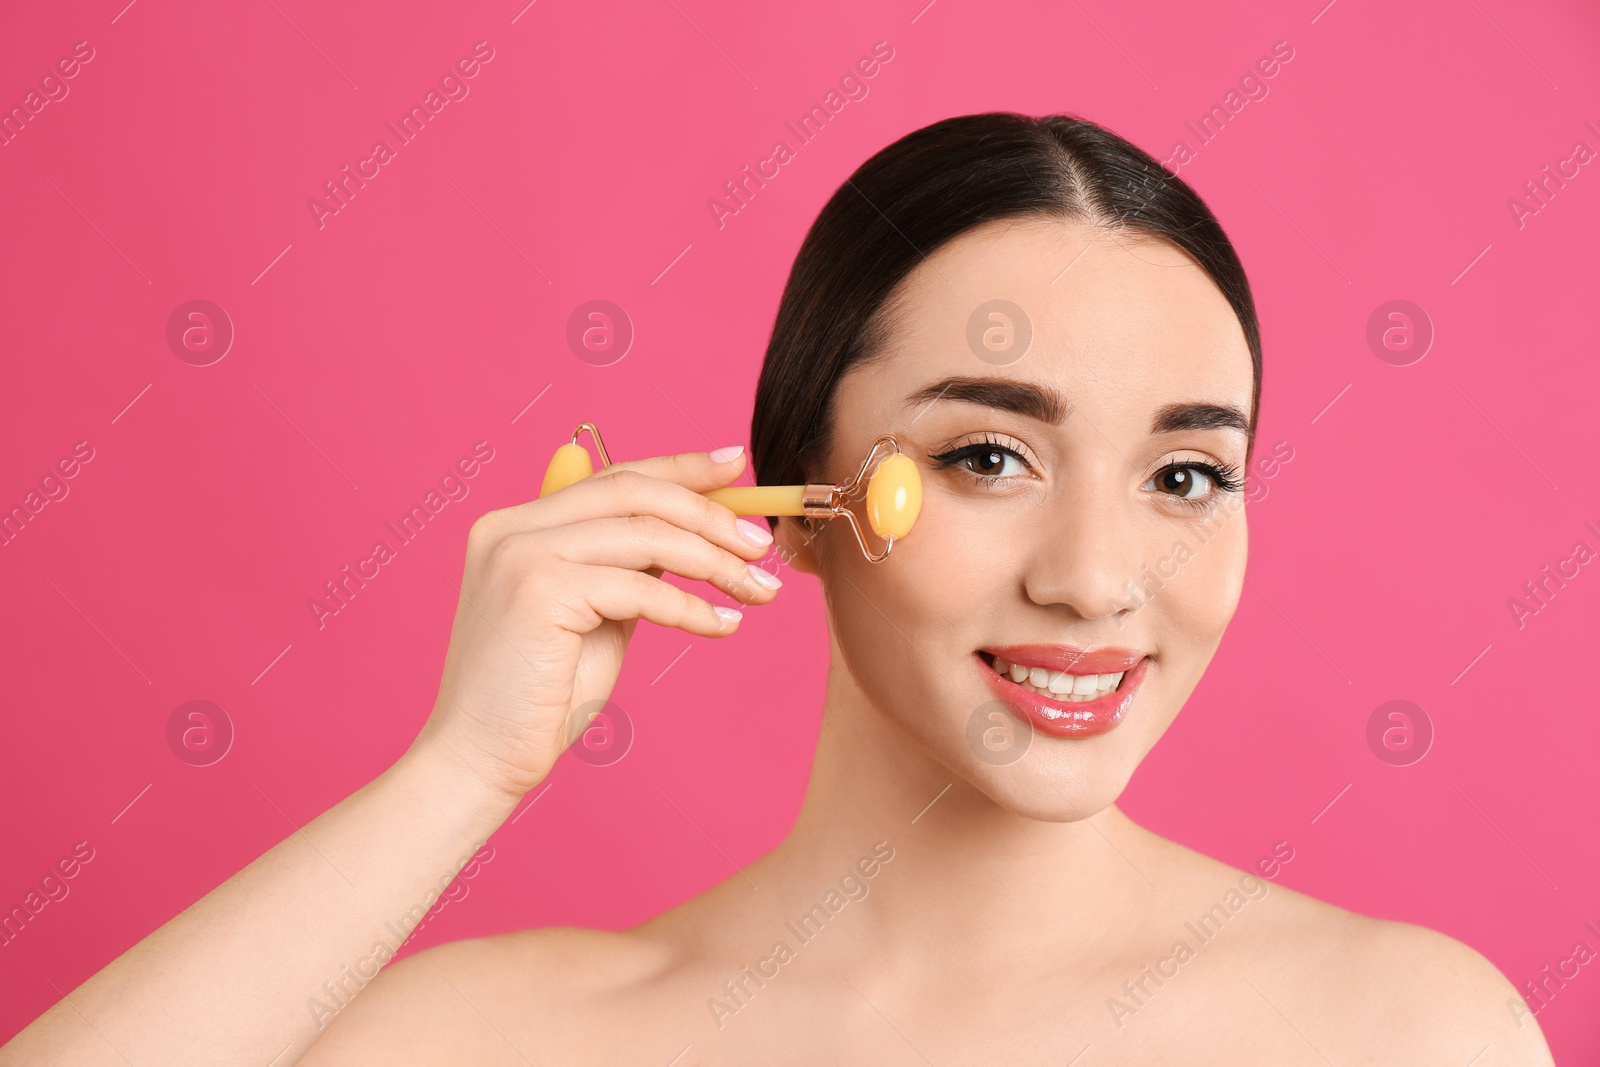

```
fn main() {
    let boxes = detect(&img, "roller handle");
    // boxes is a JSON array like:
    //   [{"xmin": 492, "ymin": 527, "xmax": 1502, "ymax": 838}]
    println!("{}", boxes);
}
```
[
  {"xmin": 539, "ymin": 443, "xmax": 806, "ymax": 515},
  {"xmin": 539, "ymin": 440, "xmax": 920, "ymax": 543}
]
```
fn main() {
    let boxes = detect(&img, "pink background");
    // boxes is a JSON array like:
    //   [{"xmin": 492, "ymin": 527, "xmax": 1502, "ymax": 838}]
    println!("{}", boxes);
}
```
[{"xmin": 2, "ymin": 0, "xmax": 1597, "ymax": 1057}]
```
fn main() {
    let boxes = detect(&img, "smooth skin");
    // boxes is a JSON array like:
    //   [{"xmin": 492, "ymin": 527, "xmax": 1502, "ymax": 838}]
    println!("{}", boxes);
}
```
[{"xmin": 3, "ymin": 218, "xmax": 1555, "ymax": 1065}]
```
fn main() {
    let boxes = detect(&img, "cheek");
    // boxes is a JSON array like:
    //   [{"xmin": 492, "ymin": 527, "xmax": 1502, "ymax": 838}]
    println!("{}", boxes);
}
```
[
  {"xmin": 1159, "ymin": 512, "xmax": 1247, "ymax": 654},
  {"xmin": 828, "ymin": 497, "xmax": 997, "ymax": 622},
  {"xmin": 822, "ymin": 526, "xmax": 981, "ymax": 720}
]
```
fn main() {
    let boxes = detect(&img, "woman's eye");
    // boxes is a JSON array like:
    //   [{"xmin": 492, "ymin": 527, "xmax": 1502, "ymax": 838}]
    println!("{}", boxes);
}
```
[
  {"xmin": 931, "ymin": 443, "xmax": 1029, "ymax": 480},
  {"xmin": 1146, "ymin": 461, "xmax": 1243, "ymax": 507},
  {"xmin": 959, "ymin": 446, "xmax": 1025, "ymax": 478},
  {"xmin": 1152, "ymin": 465, "xmax": 1214, "ymax": 500}
]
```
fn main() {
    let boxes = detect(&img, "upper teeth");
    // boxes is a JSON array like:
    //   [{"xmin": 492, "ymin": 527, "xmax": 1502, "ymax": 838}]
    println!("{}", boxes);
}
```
[{"xmin": 993, "ymin": 657, "xmax": 1125, "ymax": 701}]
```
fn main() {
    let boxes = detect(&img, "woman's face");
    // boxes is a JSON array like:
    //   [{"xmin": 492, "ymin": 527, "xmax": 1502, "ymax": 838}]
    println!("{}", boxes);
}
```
[{"xmin": 780, "ymin": 216, "xmax": 1255, "ymax": 819}]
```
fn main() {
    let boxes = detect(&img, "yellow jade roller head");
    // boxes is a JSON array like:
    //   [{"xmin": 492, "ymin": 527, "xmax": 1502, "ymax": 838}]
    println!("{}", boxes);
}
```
[{"xmin": 539, "ymin": 422, "xmax": 922, "ymax": 563}]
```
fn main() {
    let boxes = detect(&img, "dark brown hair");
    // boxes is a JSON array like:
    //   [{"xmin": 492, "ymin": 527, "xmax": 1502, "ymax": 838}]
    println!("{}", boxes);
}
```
[{"xmin": 748, "ymin": 111, "xmax": 1262, "ymax": 533}]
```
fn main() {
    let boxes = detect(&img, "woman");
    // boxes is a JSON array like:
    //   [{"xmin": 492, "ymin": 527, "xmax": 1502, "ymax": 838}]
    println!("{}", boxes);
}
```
[{"xmin": 4, "ymin": 113, "xmax": 1554, "ymax": 1065}]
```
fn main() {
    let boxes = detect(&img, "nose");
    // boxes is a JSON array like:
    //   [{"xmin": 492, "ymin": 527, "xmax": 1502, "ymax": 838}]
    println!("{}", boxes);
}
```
[{"xmin": 1020, "ymin": 464, "xmax": 1146, "ymax": 624}]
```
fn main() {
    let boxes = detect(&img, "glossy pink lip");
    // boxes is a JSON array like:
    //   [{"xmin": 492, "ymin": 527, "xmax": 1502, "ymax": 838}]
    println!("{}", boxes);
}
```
[
  {"xmin": 975, "ymin": 649, "xmax": 1150, "ymax": 738},
  {"xmin": 977, "ymin": 643, "xmax": 1147, "ymax": 676}
]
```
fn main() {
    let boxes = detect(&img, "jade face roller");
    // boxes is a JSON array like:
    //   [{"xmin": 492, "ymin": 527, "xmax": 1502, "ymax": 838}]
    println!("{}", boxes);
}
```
[{"xmin": 539, "ymin": 422, "xmax": 923, "ymax": 563}]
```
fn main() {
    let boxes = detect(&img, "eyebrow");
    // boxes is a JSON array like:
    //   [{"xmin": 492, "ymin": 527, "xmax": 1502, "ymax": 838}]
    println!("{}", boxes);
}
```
[{"xmin": 903, "ymin": 375, "xmax": 1251, "ymax": 437}]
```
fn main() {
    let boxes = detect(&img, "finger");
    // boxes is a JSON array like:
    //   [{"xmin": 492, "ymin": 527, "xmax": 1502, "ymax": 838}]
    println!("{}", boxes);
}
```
[
  {"xmin": 541, "ymin": 515, "xmax": 781, "ymax": 605},
  {"xmin": 595, "ymin": 445, "xmax": 748, "ymax": 492},
  {"xmin": 576, "ymin": 564, "xmax": 743, "ymax": 639},
  {"xmin": 540, "ymin": 446, "xmax": 746, "ymax": 509},
  {"xmin": 623, "ymin": 561, "xmax": 665, "ymax": 643},
  {"xmin": 494, "ymin": 460, "xmax": 776, "ymax": 561}
]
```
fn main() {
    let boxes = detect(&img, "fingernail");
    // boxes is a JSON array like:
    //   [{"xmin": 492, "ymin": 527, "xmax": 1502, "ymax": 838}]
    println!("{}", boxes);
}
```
[
  {"xmin": 736, "ymin": 518, "xmax": 773, "ymax": 547},
  {"xmin": 715, "ymin": 606, "xmax": 743, "ymax": 628},
  {"xmin": 747, "ymin": 564, "xmax": 782, "ymax": 590},
  {"xmin": 709, "ymin": 445, "xmax": 745, "ymax": 464}
]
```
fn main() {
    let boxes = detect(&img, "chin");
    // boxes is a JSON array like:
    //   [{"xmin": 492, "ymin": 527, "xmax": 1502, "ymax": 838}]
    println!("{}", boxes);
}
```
[
  {"xmin": 889, "ymin": 646, "xmax": 1177, "ymax": 822},
  {"xmin": 950, "ymin": 741, "xmax": 1145, "ymax": 823}
]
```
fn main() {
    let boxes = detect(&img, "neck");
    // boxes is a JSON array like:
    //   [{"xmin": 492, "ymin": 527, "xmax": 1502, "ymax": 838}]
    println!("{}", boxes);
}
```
[{"xmin": 749, "ymin": 643, "xmax": 1159, "ymax": 973}]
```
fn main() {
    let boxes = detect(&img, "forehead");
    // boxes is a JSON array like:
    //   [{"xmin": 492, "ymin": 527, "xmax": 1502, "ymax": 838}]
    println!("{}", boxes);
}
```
[{"xmin": 843, "ymin": 216, "xmax": 1252, "ymax": 420}]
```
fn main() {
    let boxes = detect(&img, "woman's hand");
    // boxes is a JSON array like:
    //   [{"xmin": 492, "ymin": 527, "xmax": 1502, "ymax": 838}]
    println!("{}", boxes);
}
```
[
  {"xmin": 0, "ymin": 449, "xmax": 779, "ymax": 1067},
  {"xmin": 412, "ymin": 445, "xmax": 780, "ymax": 802}
]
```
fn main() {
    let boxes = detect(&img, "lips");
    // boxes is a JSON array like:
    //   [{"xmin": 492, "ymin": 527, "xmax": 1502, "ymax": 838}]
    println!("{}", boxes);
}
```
[
  {"xmin": 976, "ymin": 643, "xmax": 1146, "ymax": 675},
  {"xmin": 974, "ymin": 647, "xmax": 1150, "ymax": 738}
]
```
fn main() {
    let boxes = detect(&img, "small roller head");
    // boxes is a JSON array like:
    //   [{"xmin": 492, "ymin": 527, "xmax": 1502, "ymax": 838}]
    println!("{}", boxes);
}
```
[
  {"xmin": 540, "ymin": 442, "xmax": 594, "ymax": 498},
  {"xmin": 865, "ymin": 452, "xmax": 922, "ymax": 540}
]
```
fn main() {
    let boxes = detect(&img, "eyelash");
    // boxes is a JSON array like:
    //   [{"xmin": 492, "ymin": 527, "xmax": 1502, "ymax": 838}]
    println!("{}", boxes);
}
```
[
  {"xmin": 927, "ymin": 433, "xmax": 1026, "ymax": 491},
  {"xmin": 927, "ymin": 433, "xmax": 1246, "ymax": 511},
  {"xmin": 1150, "ymin": 459, "xmax": 1245, "ymax": 511}
]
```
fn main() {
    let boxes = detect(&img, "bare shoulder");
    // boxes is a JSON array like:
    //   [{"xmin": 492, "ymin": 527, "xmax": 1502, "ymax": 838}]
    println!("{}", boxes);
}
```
[
  {"xmin": 301, "ymin": 926, "xmax": 674, "ymax": 1065},
  {"xmin": 1281, "ymin": 898, "xmax": 1550, "ymax": 1063},
  {"xmin": 1126, "ymin": 831, "xmax": 1548, "ymax": 1067},
  {"xmin": 1159, "ymin": 843, "xmax": 1555, "ymax": 1065}
]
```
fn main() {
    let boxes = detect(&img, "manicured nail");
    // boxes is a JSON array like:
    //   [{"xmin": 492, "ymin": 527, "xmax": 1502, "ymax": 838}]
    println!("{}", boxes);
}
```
[
  {"xmin": 736, "ymin": 518, "xmax": 773, "ymax": 547},
  {"xmin": 747, "ymin": 564, "xmax": 782, "ymax": 590},
  {"xmin": 715, "ymin": 606, "xmax": 743, "ymax": 628},
  {"xmin": 709, "ymin": 445, "xmax": 745, "ymax": 464}
]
